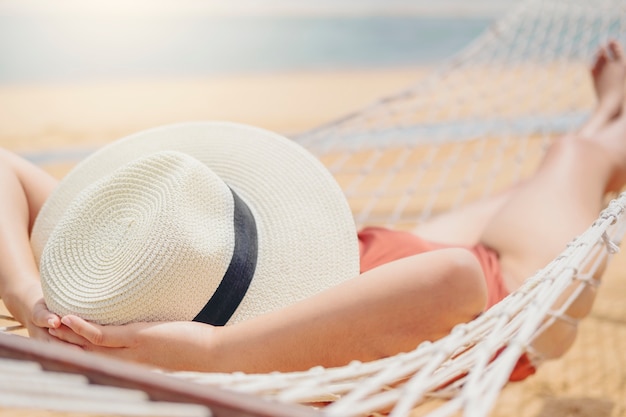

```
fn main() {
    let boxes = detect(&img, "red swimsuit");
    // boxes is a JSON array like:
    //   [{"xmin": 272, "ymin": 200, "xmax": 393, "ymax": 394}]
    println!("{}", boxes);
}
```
[{"xmin": 357, "ymin": 226, "xmax": 536, "ymax": 382}]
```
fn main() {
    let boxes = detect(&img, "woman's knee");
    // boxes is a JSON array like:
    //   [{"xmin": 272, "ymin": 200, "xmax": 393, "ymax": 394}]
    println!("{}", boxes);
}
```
[{"xmin": 548, "ymin": 134, "xmax": 607, "ymax": 166}]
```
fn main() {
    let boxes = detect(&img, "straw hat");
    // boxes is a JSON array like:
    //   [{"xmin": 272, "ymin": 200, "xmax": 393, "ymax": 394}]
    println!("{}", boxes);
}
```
[{"xmin": 31, "ymin": 122, "xmax": 359, "ymax": 326}]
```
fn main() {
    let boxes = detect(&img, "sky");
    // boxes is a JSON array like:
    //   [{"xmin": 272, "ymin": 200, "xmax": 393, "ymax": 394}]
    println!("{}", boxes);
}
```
[
  {"xmin": 0, "ymin": 0, "xmax": 509, "ymax": 84},
  {"xmin": 0, "ymin": 0, "xmax": 518, "ymax": 18}
]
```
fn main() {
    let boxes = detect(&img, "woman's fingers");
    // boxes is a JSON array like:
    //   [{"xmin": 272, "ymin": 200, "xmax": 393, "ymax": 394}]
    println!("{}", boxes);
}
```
[
  {"xmin": 31, "ymin": 300, "xmax": 61, "ymax": 329},
  {"xmin": 57, "ymin": 315, "xmax": 109, "ymax": 346},
  {"xmin": 59, "ymin": 315, "xmax": 134, "ymax": 349},
  {"xmin": 31, "ymin": 309, "xmax": 57, "ymax": 327}
]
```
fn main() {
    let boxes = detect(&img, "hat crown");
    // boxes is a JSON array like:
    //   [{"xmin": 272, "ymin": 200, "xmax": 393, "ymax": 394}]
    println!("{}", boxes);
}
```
[
  {"xmin": 40, "ymin": 151, "xmax": 236, "ymax": 325},
  {"xmin": 33, "ymin": 122, "xmax": 360, "ymax": 326}
]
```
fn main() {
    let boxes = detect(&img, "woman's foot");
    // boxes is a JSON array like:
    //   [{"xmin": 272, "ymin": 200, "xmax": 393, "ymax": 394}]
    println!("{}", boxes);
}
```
[
  {"xmin": 579, "ymin": 40, "xmax": 626, "ymax": 138},
  {"xmin": 589, "ymin": 113, "xmax": 626, "ymax": 193},
  {"xmin": 593, "ymin": 41, "xmax": 626, "ymax": 119}
]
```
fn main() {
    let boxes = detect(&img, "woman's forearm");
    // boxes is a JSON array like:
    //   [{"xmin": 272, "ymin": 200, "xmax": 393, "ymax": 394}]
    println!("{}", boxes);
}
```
[
  {"xmin": 0, "ymin": 160, "xmax": 39, "ymax": 322},
  {"xmin": 0, "ymin": 149, "xmax": 57, "ymax": 324},
  {"xmin": 208, "ymin": 248, "xmax": 486, "ymax": 373}
]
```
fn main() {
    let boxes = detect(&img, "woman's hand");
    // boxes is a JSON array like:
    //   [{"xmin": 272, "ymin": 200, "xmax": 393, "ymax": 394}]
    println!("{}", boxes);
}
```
[
  {"xmin": 27, "ymin": 297, "xmax": 63, "ymax": 341},
  {"xmin": 50, "ymin": 315, "xmax": 221, "ymax": 371},
  {"xmin": 2, "ymin": 281, "xmax": 63, "ymax": 343}
]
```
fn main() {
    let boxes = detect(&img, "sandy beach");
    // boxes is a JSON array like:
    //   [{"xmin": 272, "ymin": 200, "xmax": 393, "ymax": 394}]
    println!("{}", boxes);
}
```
[
  {"xmin": 1, "ymin": 65, "xmax": 625, "ymax": 417},
  {"xmin": 0, "ymin": 67, "xmax": 427, "ymax": 154}
]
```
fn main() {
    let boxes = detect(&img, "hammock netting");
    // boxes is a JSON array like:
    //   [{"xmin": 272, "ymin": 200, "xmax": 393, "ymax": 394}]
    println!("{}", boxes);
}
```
[
  {"xmin": 170, "ymin": 0, "xmax": 626, "ymax": 415},
  {"xmin": 2, "ymin": 0, "xmax": 626, "ymax": 416}
]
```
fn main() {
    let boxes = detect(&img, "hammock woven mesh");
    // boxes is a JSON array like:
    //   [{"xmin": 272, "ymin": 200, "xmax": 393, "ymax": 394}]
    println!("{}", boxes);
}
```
[
  {"xmin": 165, "ymin": 0, "xmax": 626, "ymax": 416},
  {"xmin": 2, "ymin": 0, "xmax": 626, "ymax": 416}
]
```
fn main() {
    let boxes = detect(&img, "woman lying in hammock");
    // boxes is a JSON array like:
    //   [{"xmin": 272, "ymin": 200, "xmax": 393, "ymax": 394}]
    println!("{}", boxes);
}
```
[{"xmin": 1, "ymin": 41, "xmax": 625, "ymax": 381}]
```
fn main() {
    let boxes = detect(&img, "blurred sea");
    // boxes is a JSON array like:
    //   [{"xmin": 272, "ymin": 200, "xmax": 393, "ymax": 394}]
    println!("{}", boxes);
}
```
[{"xmin": 0, "ymin": 14, "xmax": 491, "ymax": 84}]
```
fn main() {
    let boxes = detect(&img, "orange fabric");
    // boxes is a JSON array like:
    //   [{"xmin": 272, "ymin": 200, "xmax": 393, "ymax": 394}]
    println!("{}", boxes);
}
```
[
  {"xmin": 358, "ymin": 227, "xmax": 507, "ymax": 309},
  {"xmin": 357, "ymin": 226, "xmax": 536, "ymax": 382},
  {"xmin": 508, "ymin": 350, "xmax": 537, "ymax": 381}
]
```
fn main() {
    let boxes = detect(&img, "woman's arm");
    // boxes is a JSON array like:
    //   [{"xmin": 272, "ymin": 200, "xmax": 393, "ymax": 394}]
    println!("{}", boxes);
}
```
[
  {"xmin": 0, "ymin": 148, "xmax": 60, "ymax": 340},
  {"xmin": 51, "ymin": 248, "xmax": 487, "ymax": 372}
]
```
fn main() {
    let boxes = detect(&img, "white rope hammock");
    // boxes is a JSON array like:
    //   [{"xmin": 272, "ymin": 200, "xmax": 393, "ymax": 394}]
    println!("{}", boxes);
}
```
[
  {"xmin": 2, "ymin": 0, "xmax": 626, "ymax": 416},
  {"xmin": 164, "ymin": 0, "xmax": 626, "ymax": 415}
]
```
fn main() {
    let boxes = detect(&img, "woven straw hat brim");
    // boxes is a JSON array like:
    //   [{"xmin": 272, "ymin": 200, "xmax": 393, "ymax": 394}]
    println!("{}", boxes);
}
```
[{"xmin": 31, "ymin": 122, "xmax": 360, "ymax": 324}]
